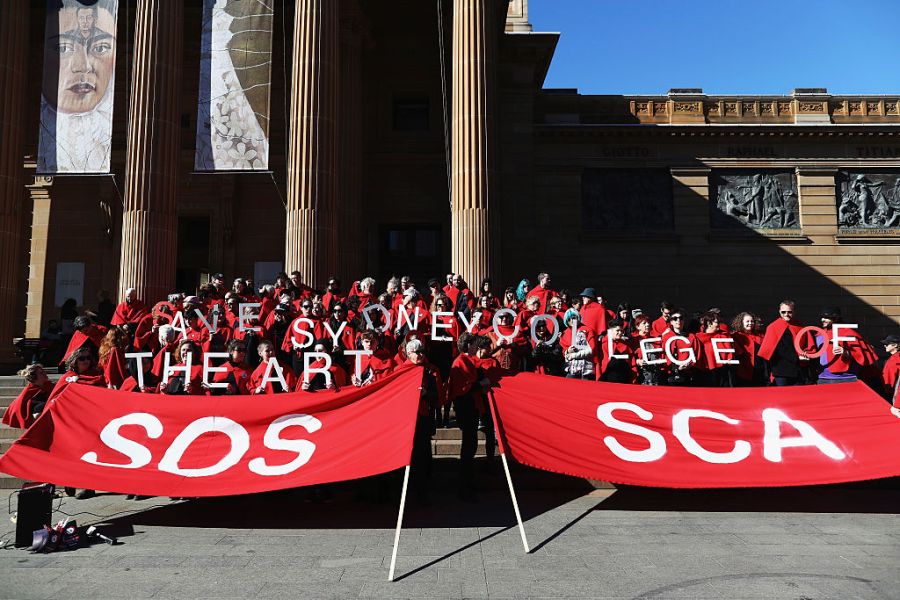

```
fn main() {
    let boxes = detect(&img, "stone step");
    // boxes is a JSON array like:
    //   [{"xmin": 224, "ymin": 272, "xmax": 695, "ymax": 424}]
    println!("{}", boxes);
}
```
[
  {"xmin": 0, "ymin": 474, "xmax": 26, "ymax": 490},
  {"xmin": 0, "ymin": 440, "xmax": 12, "ymax": 454},
  {"xmin": 433, "ymin": 427, "xmax": 485, "ymax": 441},
  {"xmin": 0, "ymin": 425, "xmax": 22, "ymax": 440},
  {"xmin": 433, "ymin": 439, "xmax": 487, "ymax": 456}
]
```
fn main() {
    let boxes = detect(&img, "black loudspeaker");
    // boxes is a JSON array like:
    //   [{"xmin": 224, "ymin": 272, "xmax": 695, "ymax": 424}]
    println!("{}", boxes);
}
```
[{"xmin": 15, "ymin": 484, "xmax": 54, "ymax": 548}]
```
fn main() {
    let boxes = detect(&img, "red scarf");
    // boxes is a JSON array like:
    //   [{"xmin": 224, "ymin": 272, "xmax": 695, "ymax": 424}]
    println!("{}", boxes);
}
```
[{"xmin": 758, "ymin": 318, "xmax": 806, "ymax": 361}]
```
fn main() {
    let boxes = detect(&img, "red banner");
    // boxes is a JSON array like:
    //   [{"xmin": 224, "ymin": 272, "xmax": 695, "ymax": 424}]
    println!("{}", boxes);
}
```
[
  {"xmin": 491, "ymin": 374, "xmax": 900, "ymax": 488},
  {"xmin": 0, "ymin": 367, "xmax": 423, "ymax": 497}
]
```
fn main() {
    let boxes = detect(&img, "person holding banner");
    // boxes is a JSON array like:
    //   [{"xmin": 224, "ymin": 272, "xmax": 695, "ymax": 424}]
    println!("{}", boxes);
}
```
[
  {"xmin": 352, "ymin": 331, "xmax": 398, "ymax": 386},
  {"xmin": 297, "ymin": 340, "xmax": 346, "ymax": 392},
  {"xmin": 447, "ymin": 333, "xmax": 490, "ymax": 500},
  {"xmin": 2, "ymin": 365, "xmax": 53, "ymax": 429},
  {"xmin": 53, "ymin": 348, "xmax": 107, "ymax": 500},
  {"xmin": 882, "ymin": 334, "xmax": 900, "ymax": 402},
  {"xmin": 404, "ymin": 339, "xmax": 442, "ymax": 504}
]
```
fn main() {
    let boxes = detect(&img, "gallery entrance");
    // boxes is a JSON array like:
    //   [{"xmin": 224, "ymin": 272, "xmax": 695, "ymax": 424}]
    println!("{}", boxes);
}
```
[
  {"xmin": 176, "ymin": 216, "xmax": 211, "ymax": 295},
  {"xmin": 379, "ymin": 223, "xmax": 444, "ymax": 285}
]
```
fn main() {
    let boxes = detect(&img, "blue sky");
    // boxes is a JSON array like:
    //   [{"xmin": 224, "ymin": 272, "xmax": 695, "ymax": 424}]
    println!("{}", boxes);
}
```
[{"xmin": 529, "ymin": 0, "xmax": 900, "ymax": 95}]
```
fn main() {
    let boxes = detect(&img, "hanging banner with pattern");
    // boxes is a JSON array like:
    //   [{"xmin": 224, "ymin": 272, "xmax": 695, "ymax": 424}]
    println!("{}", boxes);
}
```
[
  {"xmin": 38, "ymin": 0, "xmax": 119, "ymax": 174},
  {"xmin": 195, "ymin": 0, "xmax": 274, "ymax": 171}
]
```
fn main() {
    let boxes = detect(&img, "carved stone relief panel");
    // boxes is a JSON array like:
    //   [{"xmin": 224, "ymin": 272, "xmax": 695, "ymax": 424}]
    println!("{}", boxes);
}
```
[
  {"xmin": 581, "ymin": 169, "xmax": 674, "ymax": 232},
  {"xmin": 711, "ymin": 171, "xmax": 799, "ymax": 230},
  {"xmin": 837, "ymin": 172, "xmax": 900, "ymax": 230}
]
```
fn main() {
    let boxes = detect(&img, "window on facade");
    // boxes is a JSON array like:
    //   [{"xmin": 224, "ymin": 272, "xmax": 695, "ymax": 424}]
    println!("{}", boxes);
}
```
[
  {"xmin": 392, "ymin": 94, "xmax": 430, "ymax": 132},
  {"xmin": 581, "ymin": 169, "xmax": 674, "ymax": 232}
]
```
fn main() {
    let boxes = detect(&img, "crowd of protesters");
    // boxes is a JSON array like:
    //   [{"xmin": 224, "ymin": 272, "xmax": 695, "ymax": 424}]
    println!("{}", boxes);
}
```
[{"xmin": 4, "ymin": 270, "xmax": 900, "ymax": 501}]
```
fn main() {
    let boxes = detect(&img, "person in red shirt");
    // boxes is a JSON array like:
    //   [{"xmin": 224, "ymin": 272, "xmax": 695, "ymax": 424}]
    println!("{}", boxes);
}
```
[
  {"xmin": 322, "ymin": 276, "xmax": 345, "ymax": 313},
  {"xmin": 630, "ymin": 314, "xmax": 664, "ymax": 385},
  {"xmin": 98, "ymin": 326, "xmax": 131, "ymax": 389},
  {"xmin": 651, "ymin": 301, "xmax": 675, "ymax": 337},
  {"xmin": 578, "ymin": 287, "xmax": 615, "ymax": 335},
  {"xmin": 446, "ymin": 332, "xmax": 489, "ymax": 500},
  {"xmin": 403, "ymin": 339, "xmax": 442, "ymax": 504},
  {"xmin": 3, "ymin": 364, "xmax": 53, "ymax": 429},
  {"xmin": 526, "ymin": 272, "xmax": 556, "ymax": 313},
  {"xmin": 110, "ymin": 287, "xmax": 149, "ymax": 326},
  {"xmin": 599, "ymin": 318, "xmax": 637, "ymax": 383},
  {"xmin": 660, "ymin": 309, "xmax": 700, "ymax": 386},
  {"xmin": 351, "ymin": 330, "xmax": 398, "ymax": 386},
  {"xmin": 881, "ymin": 334, "xmax": 900, "ymax": 403},
  {"xmin": 694, "ymin": 311, "xmax": 736, "ymax": 387},
  {"xmin": 60, "ymin": 316, "xmax": 108, "ymax": 368},
  {"xmin": 289, "ymin": 271, "xmax": 313, "ymax": 300},
  {"xmin": 445, "ymin": 273, "xmax": 475, "ymax": 317},
  {"xmin": 159, "ymin": 339, "xmax": 205, "ymax": 396},
  {"xmin": 487, "ymin": 310, "xmax": 527, "ymax": 375},
  {"xmin": 212, "ymin": 339, "xmax": 253, "ymax": 395},
  {"xmin": 297, "ymin": 339, "xmax": 347, "ymax": 392},
  {"xmin": 252, "ymin": 339, "xmax": 296, "ymax": 394},
  {"xmin": 731, "ymin": 311, "xmax": 765, "ymax": 386}
]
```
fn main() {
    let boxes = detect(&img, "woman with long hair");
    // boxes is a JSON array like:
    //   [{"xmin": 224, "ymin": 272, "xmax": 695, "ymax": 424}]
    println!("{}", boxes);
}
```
[{"xmin": 99, "ymin": 326, "xmax": 131, "ymax": 389}]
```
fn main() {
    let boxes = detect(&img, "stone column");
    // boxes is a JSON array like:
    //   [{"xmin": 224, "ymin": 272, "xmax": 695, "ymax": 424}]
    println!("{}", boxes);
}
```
[
  {"xmin": 336, "ymin": 0, "xmax": 366, "ymax": 283},
  {"xmin": 118, "ymin": 1, "xmax": 183, "ymax": 302},
  {"xmin": 285, "ymin": 0, "xmax": 339, "ymax": 289},
  {"xmin": 24, "ymin": 177, "xmax": 54, "ymax": 339},
  {"xmin": 451, "ymin": 0, "xmax": 499, "ymax": 287},
  {"xmin": 0, "ymin": 1, "xmax": 29, "ymax": 363}
]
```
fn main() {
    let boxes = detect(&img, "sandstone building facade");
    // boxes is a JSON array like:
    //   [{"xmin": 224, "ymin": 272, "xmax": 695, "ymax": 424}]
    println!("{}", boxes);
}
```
[{"xmin": 1, "ymin": 0, "xmax": 899, "ymax": 370}]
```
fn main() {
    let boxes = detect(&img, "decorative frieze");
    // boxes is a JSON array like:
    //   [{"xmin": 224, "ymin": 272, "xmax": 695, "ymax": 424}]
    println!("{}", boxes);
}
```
[
  {"xmin": 836, "ymin": 172, "xmax": 900, "ymax": 233},
  {"xmin": 711, "ymin": 172, "xmax": 799, "ymax": 231}
]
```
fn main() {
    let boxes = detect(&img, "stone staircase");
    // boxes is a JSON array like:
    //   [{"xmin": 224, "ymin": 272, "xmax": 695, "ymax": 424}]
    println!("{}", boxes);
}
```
[
  {"xmin": 0, "ymin": 375, "xmax": 35, "ymax": 489},
  {"xmin": 0, "ymin": 375, "xmax": 485, "ymax": 490}
]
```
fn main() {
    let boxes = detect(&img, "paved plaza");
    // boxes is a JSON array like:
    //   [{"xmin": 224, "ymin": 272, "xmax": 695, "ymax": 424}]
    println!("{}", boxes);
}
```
[{"xmin": 1, "ymin": 462, "xmax": 899, "ymax": 599}]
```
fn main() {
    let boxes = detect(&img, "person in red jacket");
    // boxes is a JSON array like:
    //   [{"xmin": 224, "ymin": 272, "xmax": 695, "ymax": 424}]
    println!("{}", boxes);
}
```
[
  {"xmin": 446, "ymin": 332, "xmax": 489, "ymax": 500},
  {"xmin": 212, "ymin": 339, "xmax": 253, "ymax": 395},
  {"xmin": 351, "ymin": 330, "xmax": 397, "ymax": 386},
  {"xmin": 110, "ymin": 287, "xmax": 148, "ymax": 326},
  {"xmin": 297, "ymin": 339, "xmax": 347, "ymax": 392},
  {"xmin": 487, "ymin": 310, "xmax": 527, "ymax": 375},
  {"xmin": 579, "ymin": 287, "xmax": 615, "ymax": 336},
  {"xmin": 60, "ymin": 316, "xmax": 108, "ymax": 368},
  {"xmin": 731, "ymin": 311, "xmax": 765, "ymax": 386},
  {"xmin": 445, "ymin": 273, "xmax": 475, "ymax": 316},
  {"xmin": 526, "ymin": 272, "xmax": 556, "ymax": 313},
  {"xmin": 694, "ymin": 311, "xmax": 736, "ymax": 387},
  {"xmin": 52, "ymin": 348, "xmax": 107, "ymax": 500},
  {"xmin": 98, "ymin": 326, "xmax": 131, "ymax": 389},
  {"xmin": 758, "ymin": 300, "xmax": 813, "ymax": 386},
  {"xmin": 159, "ymin": 339, "xmax": 205, "ymax": 396},
  {"xmin": 133, "ymin": 301, "xmax": 174, "ymax": 353},
  {"xmin": 660, "ymin": 309, "xmax": 700, "ymax": 386},
  {"xmin": 403, "ymin": 339, "xmax": 443, "ymax": 504},
  {"xmin": 252, "ymin": 339, "xmax": 296, "ymax": 394},
  {"xmin": 814, "ymin": 307, "xmax": 879, "ymax": 385},
  {"xmin": 2, "ymin": 364, "xmax": 53, "ymax": 429},
  {"xmin": 651, "ymin": 301, "xmax": 675, "ymax": 337},
  {"xmin": 881, "ymin": 334, "xmax": 900, "ymax": 403},
  {"xmin": 560, "ymin": 309, "xmax": 598, "ymax": 380},
  {"xmin": 600, "ymin": 318, "xmax": 637, "ymax": 383}
]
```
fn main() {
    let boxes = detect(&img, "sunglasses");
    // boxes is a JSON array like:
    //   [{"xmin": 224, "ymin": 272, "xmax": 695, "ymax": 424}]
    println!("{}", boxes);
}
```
[
  {"xmin": 670, "ymin": 316, "xmax": 683, "ymax": 321},
  {"xmin": 780, "ymin": 310, "xmax": 793, "ymax": 315},
  {"xmin": 302, "ymin": 304, "xmax": 312, "ymax": 309}
]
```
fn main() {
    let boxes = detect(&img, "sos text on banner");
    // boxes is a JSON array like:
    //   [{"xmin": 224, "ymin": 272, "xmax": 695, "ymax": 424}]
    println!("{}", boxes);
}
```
[{"xmin": 0, "ymin": 368, "xmax": 423, "ymax": 498}]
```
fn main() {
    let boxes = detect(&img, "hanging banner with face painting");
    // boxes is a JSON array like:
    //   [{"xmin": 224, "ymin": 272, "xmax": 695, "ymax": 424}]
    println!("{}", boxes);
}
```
[
  {"xmin": 194, "ymin": 0, "xmax": 274, "ymax": 171},
  {"xmin": 38, "ymin": 0, "xmax": 119, "ymax": 174}
]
